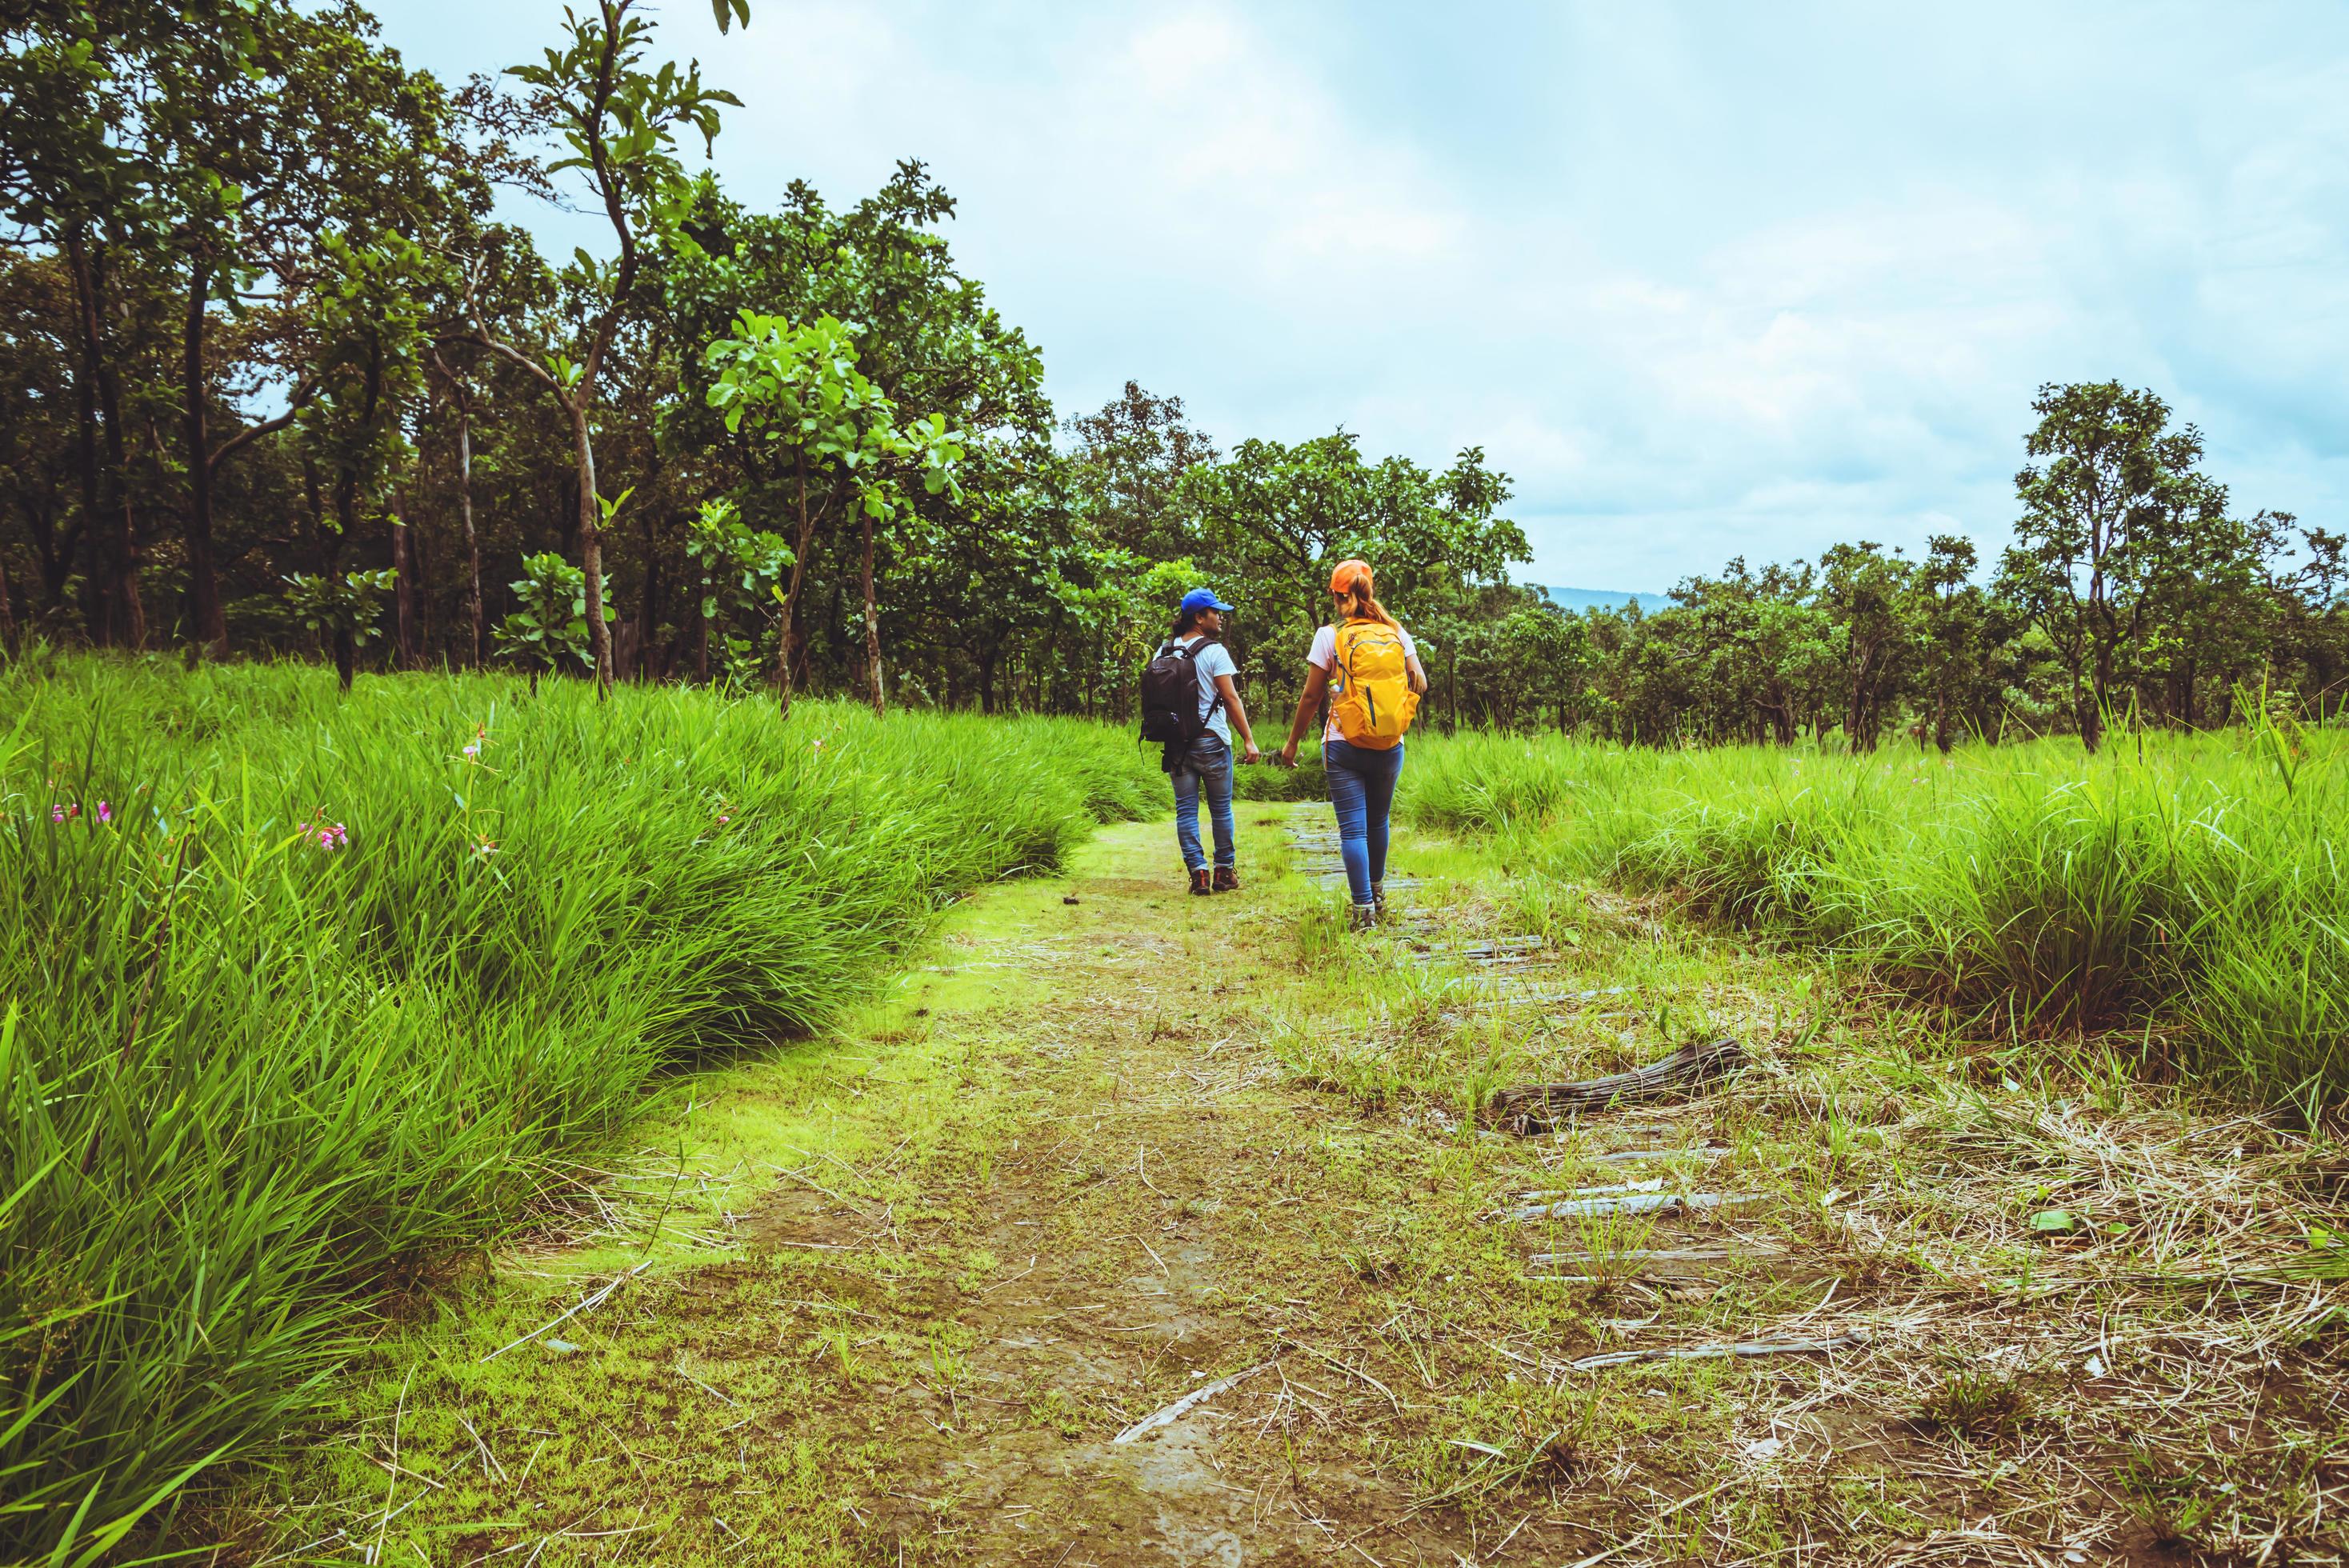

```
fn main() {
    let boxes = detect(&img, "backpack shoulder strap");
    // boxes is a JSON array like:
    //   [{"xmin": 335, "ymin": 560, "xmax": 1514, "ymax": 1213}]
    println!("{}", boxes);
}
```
[{"xmin": 1186, "ymin": 634, "xmax": 1227, "ymax": 717}]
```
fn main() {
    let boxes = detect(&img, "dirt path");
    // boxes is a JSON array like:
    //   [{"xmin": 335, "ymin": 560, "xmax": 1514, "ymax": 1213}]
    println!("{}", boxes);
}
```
[{"xmin": 258, "ymin": 804, "xmax": 2345, "ymax": 1566}]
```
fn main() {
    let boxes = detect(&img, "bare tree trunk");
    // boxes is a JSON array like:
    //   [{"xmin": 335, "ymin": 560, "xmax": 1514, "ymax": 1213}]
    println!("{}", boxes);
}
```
[
  {"xmin": 454, "ymin": 384, "xmax": 482, "ymax": 666},
  {"xmin": 2081, "ymin": 642, "xmax": 2110, "ymax": 754},
  {"xmin": 0, "ymin": 546, "xmax": 17, "ymax": 657},
  {"xmin": 410, "ymin": 488, "xmax": 434, "ymax": 661},
  {"xmin": 774, "ymin": 453, "xmax": 818, "ymax": 718},
  {"xmin": 638, "ymin": 507, "xmax": 662, "ymax": 682},
  {"xmin": 860, "ymin": 507, "xmax": 884, "ymax": 717},
  {"xmin": 390, "ymin": 489, "xmax": 417, "ymax": 670},
  {"xmin": 569, "ymin": 401, "xmax": 612, "ymax": 692},
  {"xmin": 181, "ymin": 258, "xmax": 230, "ymax": 658},
  {"xmin": 64, "ymin": 229, "xmax": 144, "ymax": 647}
]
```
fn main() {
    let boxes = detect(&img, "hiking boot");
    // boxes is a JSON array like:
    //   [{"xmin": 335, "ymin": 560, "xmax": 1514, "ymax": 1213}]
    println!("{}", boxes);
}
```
[
  {"xmin": 1347, "ymin": 902, "xmax": 1379, "ymax": 932},
  {"xmin": 1371, "ymin": 882, "xmax": 1388, "ymax": 922},
  {"xmin": 1212, "ymin": 866, "xmax": 1240, "ymax": 893},
  {"xmin": 1189, "ymin": 868, "xmax": 1213, "ymax": 896}
]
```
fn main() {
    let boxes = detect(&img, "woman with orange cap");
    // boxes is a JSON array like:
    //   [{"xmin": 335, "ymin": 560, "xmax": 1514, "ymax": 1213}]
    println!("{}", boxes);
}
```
[{"xmin": 1278, "ymin": 560, "xmax": 1429, "ymax": 928}]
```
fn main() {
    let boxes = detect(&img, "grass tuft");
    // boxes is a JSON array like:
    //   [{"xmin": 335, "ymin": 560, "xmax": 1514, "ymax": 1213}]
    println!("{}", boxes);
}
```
[
  {"xmin": 1403, "ymin": 729, "xmax": 2349, "ymax": 1108},
  {"xmin": 0, "ymin": 656, "xmax": 1162, "ymax": 1562},
  {"xmin": 1911, "ymin": 1365, "xmax": 2033, "ymax": 1442}
]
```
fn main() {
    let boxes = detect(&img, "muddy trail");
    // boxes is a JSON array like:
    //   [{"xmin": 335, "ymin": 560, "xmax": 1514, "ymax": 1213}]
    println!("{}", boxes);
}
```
[{"xmin": 253, "ymin": 807, "xmax": 2346, "ymax": 1566}]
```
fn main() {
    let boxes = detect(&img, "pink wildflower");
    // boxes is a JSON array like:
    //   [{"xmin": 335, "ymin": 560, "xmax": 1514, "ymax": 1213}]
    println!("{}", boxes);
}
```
[
  {"xmin": 315, "ymin": 822, "xmax": 348, "ymax": 852},
  {"xmin": 96, "ymin": 801, "xmax": 111, "ymax": 823}
]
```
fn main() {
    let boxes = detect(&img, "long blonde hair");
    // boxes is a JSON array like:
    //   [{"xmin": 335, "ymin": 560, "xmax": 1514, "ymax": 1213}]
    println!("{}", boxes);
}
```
[{"xmin": 1335, "ymin": 578, "xmax": 1399, "ymax": 628}]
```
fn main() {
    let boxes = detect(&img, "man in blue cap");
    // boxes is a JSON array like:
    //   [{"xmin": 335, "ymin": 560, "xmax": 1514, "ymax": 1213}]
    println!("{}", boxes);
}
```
[{"xmin": 1162, "ymin": 587, "xmax": 1261, "ymax": 894}]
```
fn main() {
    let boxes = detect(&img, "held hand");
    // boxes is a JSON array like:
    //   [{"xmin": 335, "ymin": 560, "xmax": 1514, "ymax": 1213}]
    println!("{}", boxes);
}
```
[
  {"xmin": 1242, "ymin": 742, "xmax": 1263, "ymax": 766},
  {"xmin": 1279, "ymin": 741, "xmax": 1299, "ymax": 770}
]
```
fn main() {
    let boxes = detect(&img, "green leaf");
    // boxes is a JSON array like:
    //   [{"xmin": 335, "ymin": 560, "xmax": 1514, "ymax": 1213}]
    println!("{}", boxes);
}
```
[{"xmin": 2028, "ymin": 1209, "xmax": 2077, "ymax": 1234}]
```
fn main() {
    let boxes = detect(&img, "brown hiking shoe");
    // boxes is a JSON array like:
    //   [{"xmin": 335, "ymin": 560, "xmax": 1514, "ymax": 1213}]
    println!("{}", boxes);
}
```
[
  {"xmin": 1189, "ymin": 868, "xmax": 1213, "ymax": 896},
  {"xmin": 1212, "ymin": 866, "xmax": 1240, "ymax": 893}
]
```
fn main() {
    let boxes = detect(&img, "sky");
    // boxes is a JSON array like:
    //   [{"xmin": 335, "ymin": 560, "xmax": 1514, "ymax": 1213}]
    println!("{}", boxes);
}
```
[{"xmin": 366, "ymin": 0, "xmax": 2349, "ymax": 594}]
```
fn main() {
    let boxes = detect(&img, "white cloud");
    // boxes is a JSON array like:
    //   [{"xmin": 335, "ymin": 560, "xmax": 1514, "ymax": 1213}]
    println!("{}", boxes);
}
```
[{"xmin": 370, "ymin": 0, "xmax": 2349, "ymax": 590}]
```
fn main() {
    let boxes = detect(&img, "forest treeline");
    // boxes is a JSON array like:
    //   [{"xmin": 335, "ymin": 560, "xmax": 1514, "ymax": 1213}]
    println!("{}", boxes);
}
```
[{"xmin": 2, "ymin": 0, "xmax": 2341, "ymax": 752}]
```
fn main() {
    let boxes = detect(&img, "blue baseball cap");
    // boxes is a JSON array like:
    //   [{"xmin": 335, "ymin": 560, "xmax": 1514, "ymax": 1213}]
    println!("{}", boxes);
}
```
[{"xmin": 1180, "ymin": 587, "xmax": 1234, "ymax": 614}]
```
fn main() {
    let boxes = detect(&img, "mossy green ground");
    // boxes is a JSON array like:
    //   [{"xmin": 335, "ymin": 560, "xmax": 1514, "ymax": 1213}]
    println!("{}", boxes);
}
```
[{"xmin": 235, "ymin": 809, "xmax": 2345, "ymax": 1565}]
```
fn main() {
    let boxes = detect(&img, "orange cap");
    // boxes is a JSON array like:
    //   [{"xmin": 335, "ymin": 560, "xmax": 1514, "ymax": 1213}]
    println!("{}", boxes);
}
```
[{"xmin": 1329, "ymin": 558, "xmax": 1373, "ymax": 595}]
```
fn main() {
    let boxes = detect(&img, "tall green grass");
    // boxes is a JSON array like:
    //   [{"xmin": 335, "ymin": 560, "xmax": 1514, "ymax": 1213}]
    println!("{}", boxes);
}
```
[
  {"xmin": 1404, "ymin": 727, "xmax": 2349, "ymax": 1110},
  {"xmin": 0, "ymin": 656, "xmax": 1162, "ymax": 1562}
]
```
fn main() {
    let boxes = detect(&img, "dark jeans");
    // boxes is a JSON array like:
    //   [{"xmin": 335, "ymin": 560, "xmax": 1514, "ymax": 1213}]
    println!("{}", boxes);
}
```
[
  {"xmin": 1169, "ymin": 734, "xmax": 1235, "ymax": 871},
  {"xmin": 1323, "ymin": 737, "xmax": 1404, "ymax": 906}
]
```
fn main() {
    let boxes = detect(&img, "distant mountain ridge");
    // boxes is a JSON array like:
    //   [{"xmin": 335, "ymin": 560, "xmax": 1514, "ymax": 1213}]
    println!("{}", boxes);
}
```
[{"xmin": 1524, "ymin": 584, "xmax": 1663, "ymax": 614}]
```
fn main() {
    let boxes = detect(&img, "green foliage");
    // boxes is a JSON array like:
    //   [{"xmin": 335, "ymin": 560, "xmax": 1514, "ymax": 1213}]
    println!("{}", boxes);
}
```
[
  {"xmin": 682, "ymin": 497, "xmax": 790, "ymax": 673},
  {"xmin": 0, "ymin": 656, "xmax": 1158, "ymax": 1562},
  {"xmin": 493, "ymin": 550, "xmax": 590, "ymax": 670},
  {"xmin": 2, "ymin": 0, "xmax": 2340, "ymax": 754},
  {"xmin": 506, "ymin": 0, "xmax": 741, "ymax": 242},
  {"xmin": 1999, "ymin": 382, "xmax": 2241, "ymax": 751},
  {"xmin": 702, "ymin": 311, "xmax": 964, "ymax": 510},
  {"xmin": 282, "ymin": 568, "xmax": 397, "ymax": 646}
]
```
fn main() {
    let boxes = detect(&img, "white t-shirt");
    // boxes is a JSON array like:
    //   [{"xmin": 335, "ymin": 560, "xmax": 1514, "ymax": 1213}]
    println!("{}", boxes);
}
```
[
  {"xmin": 1307, "ymin": 621, "xmax": 1419, "ymax": 744},
  {"xmin": 1174, "ymin": 633, "xmax": 1239, "ymax": 746}
]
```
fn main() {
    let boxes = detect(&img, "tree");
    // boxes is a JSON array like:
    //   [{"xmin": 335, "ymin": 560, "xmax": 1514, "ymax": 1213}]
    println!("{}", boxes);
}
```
[
  {"xmin": 0, "ymin": 0, "xmax": 179, "ymax": 645},
  {"xmin": 494, "ymin": 549, "xmax": 590, "ymax": 677},
  {"xmin": 1066, "ymin": 382, "xmax": 1218, "ymax": 559},
  {"xmin": 1487, "ymin": 602, "xmax": 1595, "ymax": 732},
  {"xmin": 681, "ymin": 496, "xmax": 788, "ymax": 684},
  {"xmin": 284, "ymin": 566, "xmax": 394, "ymax": 689},
  {"xmin": 2275, "ymin": 523, "xmax": 2348, "ymax": 714},
  {"xmin": 150, "ymin": 2, "xmax": 478, "ymax": 658},
  {"xmin": 1178, "ymin": 433, "xmax": 1530, "ymax": 710},
  {"xmin": 703, "ymin": 312, "xmax": 962, "ymax": 716},
  {"xmin": 1914, "ymin": 535, "xmax": 2008, "ymax": 751},
  {"xmin": 661, "ymin": 161, "xmax": 1050, "ymax": 706},
  {"xmin": 2001, "ymin": 382, "xmax": 2228, "ymax": 753},
  {"xmin": 1816, "ymin": 541, "xmax": 1919, "ymax": 752},
  {"xmin": 0, "ymin": 254, "xmax": 83, "ymax": 630},
  {"xmin": 470, "ymin": 0, "xmax": 739, "ymax": 690}
]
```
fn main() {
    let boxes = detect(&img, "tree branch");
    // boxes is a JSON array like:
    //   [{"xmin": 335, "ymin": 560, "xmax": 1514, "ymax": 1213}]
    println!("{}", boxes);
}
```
[{"xmin": 206, "ymin": 374, "xmax": 319, "ymax": 472}]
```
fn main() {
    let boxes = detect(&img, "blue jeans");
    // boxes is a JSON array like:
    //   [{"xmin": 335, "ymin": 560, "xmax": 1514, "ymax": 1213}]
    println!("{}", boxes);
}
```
[
  {"xmin": 1170, "ymin": 734, "xmax": 1235, "ymax": 871},
  {"xmin": 1324, "ymin": 738, "xmax": 1404, "ymax": 906}
]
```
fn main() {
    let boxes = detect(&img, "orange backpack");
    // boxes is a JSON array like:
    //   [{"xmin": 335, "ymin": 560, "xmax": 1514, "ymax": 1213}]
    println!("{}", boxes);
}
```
[{"xmin": 1328, "ymin": 620, "xmax": 1418, "ymax": 749}]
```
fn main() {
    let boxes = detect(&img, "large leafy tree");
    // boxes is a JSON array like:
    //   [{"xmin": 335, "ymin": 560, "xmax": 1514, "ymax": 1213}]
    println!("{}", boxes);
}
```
[
  {"xmin": 469, "ymin": 0, "xmax": 739, "ymax": 688},
  {"xmin": 151, "ymin": 1, "xmax": 482, "ymax": 656},
  {"xmin": 1066, "ymin": 382, "xmax": 1219, "ymax": 560},
  {"xmin": 2000, "ymin": 382, "xmax": 2231, "ymax": 753},
  {"xmin": 1816, "ymin": 541, "xmax": 1920, "ymax": 752},
  {"xmin": 703, "ymin": 311, "xmax": 963, "ymax": 716},
  {"xmin": 1178, "ymin": 432, "xmax": 1530, "ymax": 706},
  {"xmin": 0, "ymin": 0, "xmax": 186, "ymax": 644},
  {"xmin": 662, "ymin": 162, "xmax": 1050, "ymax": 704},
  {"xmin": 1915, "ymin": 534, "xmax": 2013, "ymax": 750}
]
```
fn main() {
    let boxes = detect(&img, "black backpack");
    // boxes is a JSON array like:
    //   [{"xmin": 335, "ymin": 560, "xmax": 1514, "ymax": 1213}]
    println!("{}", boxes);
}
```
[{"xmin": 1138, "ymin": 634, "xmax": 1224, "ymax": 744}]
